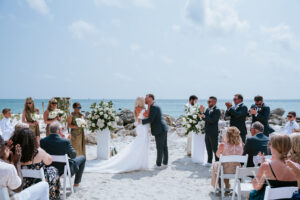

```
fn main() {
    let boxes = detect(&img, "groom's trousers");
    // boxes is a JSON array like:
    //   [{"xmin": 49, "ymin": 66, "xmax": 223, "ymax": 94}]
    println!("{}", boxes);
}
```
[
  {"xmin": 155, "ymin": 132, "xmax": 168, "ymax": 166},
  {"xmin": 205, "ymin": 134, "xmax": 219, "ymax": 164}
]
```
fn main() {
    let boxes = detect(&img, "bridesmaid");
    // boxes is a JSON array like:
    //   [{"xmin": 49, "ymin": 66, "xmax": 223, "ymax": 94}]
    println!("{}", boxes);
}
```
[
  {"xmin": 68, "ymin": 102, "xmax": 86, "ymax": 156},
  {"xmin": 22, "ymin": 97, "xmax": 41, "ymax": 145},
  {"xmin": 43, "ymin": 98, "xmax": 58, "ymax": 136}
]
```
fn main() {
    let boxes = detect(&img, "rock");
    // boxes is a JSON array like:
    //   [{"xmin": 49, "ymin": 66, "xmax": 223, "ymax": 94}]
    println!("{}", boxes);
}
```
[
  {"xmin": 176, "ymin": 127, "xmax": 187, "ymax": 137},
  {"xmin": 116, "ymin": 117, "xmax": 124, "ymax": 126},
  {"xmin": 175, "ymin": 116, "xmax": 184, "ymax": 128},
  {"xmin": 270, "ymin": 108, "xmax": 285, "ymax": 117},
  {"xmin": 163, "ymin": 114, "xmax": 176, "ymax": 127},
  {"xmin": 85, "ymin": 131, "xmax": 97, "ymax": 145},
  {"xmin": 117, "ymin": 109, "xmax": 135, "ymax": 125},
  {"xmin": 269, "ymin": 115, "xmax": 286, "ymax": 126}
]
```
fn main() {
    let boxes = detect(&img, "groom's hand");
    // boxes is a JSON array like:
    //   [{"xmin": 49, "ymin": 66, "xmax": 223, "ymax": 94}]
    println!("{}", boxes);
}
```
[
  {"xmin": 225, "ymin": 102, "xmax": 232, "ymax": 109},
  {"xmin": 200, "ymin": 105, "xmax": 205, "ymax": 113}
]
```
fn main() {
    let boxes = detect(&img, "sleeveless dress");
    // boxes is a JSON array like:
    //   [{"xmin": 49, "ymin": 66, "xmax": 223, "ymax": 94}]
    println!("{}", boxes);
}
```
[
  {"xmin": 70, "ymin": 112, "xmax": 86, "ymax": 156},
  {"xmin": 85, "ymin": 109, "xmax": 150, "ymax": 173},
  {"xmin": 25, "ymin": 109, "xmax": 41, "ymax": 137}
]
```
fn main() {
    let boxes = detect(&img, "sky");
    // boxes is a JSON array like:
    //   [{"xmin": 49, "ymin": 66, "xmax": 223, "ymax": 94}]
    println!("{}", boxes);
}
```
[{"xmin": 0, "ymin": 0, "xmax": 299, "ymax": 99}]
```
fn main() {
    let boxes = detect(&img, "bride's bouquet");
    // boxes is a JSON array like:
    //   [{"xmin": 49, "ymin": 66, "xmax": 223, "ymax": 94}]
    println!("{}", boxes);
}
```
[
  {"xmin": 182, "ymin": 105, "xmax": 205, "ymax": 135},
  {"xmin": 48, "ymin": 109, "xmax": 66, "ymax": 119},
  {"xmin": 76, "ymin": 117, "xmax": 87, "ymax": 128},
  {"xmin": 87, "ymin": 101, "xmax": 118, "ymax": 132}
]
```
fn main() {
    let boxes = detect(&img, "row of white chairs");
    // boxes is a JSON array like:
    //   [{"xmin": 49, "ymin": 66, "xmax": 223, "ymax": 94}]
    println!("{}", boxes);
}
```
[{"xmin": 213, "ymin": 154, "xmax": 298, "ymax": 200}]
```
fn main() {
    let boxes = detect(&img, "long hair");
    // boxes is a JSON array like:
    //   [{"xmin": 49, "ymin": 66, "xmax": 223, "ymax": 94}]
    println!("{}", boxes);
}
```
[
  {"xmin": 225, "ymin": 127, "xmax": 242, "ymax": 145},
  {"xmin": 24, "ymin": 97, "xmax": 36, "ymax": 113},
  {"xmin": 47, "ymin": 98, "xmax": 57, "ymax": 112},
  {"xmin": 289, "ymin": 133, "xmax": 300, "ymax": 163},
  {"xmin": 134, "ymin": 97, "xmax": 145, "ymax": 119},
  {"xmin": 10, "ymin": 128, "xmax": 37, "ymax": 163},
  {"xmin": 270, "ymin": 134, "xmax": 291, "ymax": 161}
]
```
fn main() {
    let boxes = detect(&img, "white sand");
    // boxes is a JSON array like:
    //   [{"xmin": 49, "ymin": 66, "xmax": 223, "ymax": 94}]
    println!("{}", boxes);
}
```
[{"xmin": 69, "ymin": 133, "xmax": 234, "ymax": 200}]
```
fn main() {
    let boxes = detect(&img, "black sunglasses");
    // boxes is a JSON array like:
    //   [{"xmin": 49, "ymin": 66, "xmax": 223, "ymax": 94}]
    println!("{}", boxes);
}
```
[
  {"xmin": 51, "ymin": 102, "xmax": 57, "ymax": 105},
  {"xmin": 76, "ymin": 107, "xmax": 82, "ymax": 109},
  {"xmin": 287, "ymin": 115, "xmax": 293, "ymax": 118},
  {"xmin": 26, "ymin": 102, "xmax": 32, "ymax": 105}
]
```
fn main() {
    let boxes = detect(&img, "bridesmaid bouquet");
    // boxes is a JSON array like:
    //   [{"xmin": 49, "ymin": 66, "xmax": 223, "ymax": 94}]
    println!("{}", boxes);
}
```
[
  {"xmin": 182, "ymin": 105, "xmax": 205, "ymax": 135},
  {"xmin": 48, "ymin": 109, "xmax": 66, "ymax": 119},
  {"xmin": 76, "ymin": 117, "xmax": 87, "ymax": 128},
  {"xmin": 87, "ymin": 101, "xmax": 118, "ymax": 132},
  {"xmin": 31, "ymin": 113, "xmax": 40, "ymax": 121}
]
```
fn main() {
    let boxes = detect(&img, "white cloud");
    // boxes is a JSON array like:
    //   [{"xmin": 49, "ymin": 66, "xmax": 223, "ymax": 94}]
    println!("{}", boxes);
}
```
[
  {"xmin": 261, "ymin": 24, "xmax": 295, "ymax": 49},
  {"xmin": 162, "ymin": 56, "xmax": 173, "ymax": 65},
  {"xmin": 184, "ymin": 0, "xmax": 249, "ymax": 33},
  {"xmin": 68, "ymin": 20, "xmax": 97, "ymax": 40},
  {"xmin": 26, "ymin": 0, "xmax": 50, "ymax": 15},
  {"xmin": 94, "ymin": 0, "xmax": 153, "ymax": 8},
  {"xmin": 130, "ymin": 43, "xmax": 140, "ymax": 52}
]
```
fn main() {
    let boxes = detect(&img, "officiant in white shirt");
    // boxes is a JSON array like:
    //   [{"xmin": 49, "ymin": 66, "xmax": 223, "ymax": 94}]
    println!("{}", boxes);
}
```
[
  {"xmin": 284, "ymin": 111, "xmax": 299, "ymax": 135},
  {"xmin": 184, "ymin": 95, "xmax": 198, "ymax": 157},
  {"xmin": 0, "ymin": 108, "xmax": 14, "ymax": 141}
]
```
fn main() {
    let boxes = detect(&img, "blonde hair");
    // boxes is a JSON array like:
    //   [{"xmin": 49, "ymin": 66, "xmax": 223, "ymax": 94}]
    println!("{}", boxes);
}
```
[
  {"xmin": 270, "ymin": 134, "xmax": 291, "ymax": 161},
  {"xmin": 24, "ymin": 97, "xmax": 36, "ymax": 113},
  {"xmin": 226, "ymin": 127, "xmax": 242, "ymax": 145},
  {"xmin": 47, "ymin": 98, "xmax": 57, "ymax": 111},
  {"xmin": 134, "ymin": 97, "xmax": 145, "ymax": 119},
  {"xmin": 289, "ymin": 133, "xmax": 300, "ymax": 163}
]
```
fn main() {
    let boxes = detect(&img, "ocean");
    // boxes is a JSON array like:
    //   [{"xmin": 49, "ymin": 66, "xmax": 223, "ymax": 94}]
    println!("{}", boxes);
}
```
[{"xmin": 0, "ymin": 99, "xmax": 300, "ymax": 118}]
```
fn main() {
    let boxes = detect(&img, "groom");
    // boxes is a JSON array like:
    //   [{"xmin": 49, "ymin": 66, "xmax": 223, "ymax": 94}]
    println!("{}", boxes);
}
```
[{"xmin": 142, "ymin": 94, "xmax": 169, "ymax": 169}]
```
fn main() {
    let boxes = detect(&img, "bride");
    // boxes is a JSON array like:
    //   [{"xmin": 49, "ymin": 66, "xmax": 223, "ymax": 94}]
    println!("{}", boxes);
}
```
[{"xmin": 85, "ymin": 97, "xmax": 150, "ymax": 173}]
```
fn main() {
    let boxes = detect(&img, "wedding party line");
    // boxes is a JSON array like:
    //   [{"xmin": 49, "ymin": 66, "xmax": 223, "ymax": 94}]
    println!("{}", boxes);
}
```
[{"xmin": 1, "ymin": 94, "xmax": 300, "ymax": 200}]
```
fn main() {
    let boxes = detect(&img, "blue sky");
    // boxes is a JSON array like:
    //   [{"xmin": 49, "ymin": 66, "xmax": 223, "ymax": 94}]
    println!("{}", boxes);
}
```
[{"xmin": 0, "ymin": 0, "xmax": 299, "ymax": 99}]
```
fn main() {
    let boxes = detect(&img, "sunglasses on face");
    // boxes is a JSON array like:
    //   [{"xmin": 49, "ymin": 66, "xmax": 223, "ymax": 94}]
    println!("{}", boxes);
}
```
[
  {"xmin": 76, "ymin": 107, "xmax": 82, "ymax": 109},
  {"xmin": 287, "ymin": 115, "xmax": 293, "ymax": 118},
  {"xmin": 26, "ymin": 102, "xmax": 32, "ymax": 105},
  {"xmin": 51, "ymin": 102, "xmax": 57, "ymax": 105}
]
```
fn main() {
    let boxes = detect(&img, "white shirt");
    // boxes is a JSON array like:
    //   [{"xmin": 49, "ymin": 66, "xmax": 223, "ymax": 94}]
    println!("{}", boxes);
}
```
[
  {"xmin": 0, "ymin": 160, "xmax": 22, "ymax": 190},
  {"xmin": 284, "ymin": 120, "xmax": 299, "ymax": 135},
  {"xmin": 0, "ymin": 118, "xmax": 14, "ymax": 141}
]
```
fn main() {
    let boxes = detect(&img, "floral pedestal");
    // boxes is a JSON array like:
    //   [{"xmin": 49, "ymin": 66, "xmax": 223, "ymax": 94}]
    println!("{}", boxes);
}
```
[
  {"xmin": 97, "ymin": 128, "xmax": 110, "ymax": 160},
  {"xmin": 191, "ymin": 131, "xmax": 206, "ymax": 164}
]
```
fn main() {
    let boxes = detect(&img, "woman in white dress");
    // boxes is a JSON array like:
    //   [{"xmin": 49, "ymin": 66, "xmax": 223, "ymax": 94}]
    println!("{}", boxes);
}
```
[{"xmin": 85, "ymin": 97, "xmax": 150, "ymax": 173}]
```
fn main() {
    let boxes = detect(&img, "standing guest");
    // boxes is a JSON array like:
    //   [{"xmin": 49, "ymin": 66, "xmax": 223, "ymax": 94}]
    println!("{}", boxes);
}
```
[
  {"xmin": 41, "ymin": 121, "xmax": 86, "ymax": 191},
  {"xmin": 10, "ymin": 128, "xmax": 61, "ymax": 200},
  {"xmin": 22, "ymin": 97, "xmax": 41, "ymax": 145},
  {"xmin": 285, "ymin": 112, "xmax": 299, "ymax": 135},
  {"xmin": 0, "ymin": 108, "xmax": 14, "ymax": 141},
  {"xmin": 199, "ymin": 96, "xmax": 221, "ymax": 166},
  {"xmin": 286, "ymin": 160, "xmax": 300, "ymax": 200},
  {"xmin": 243, "ymin": 122, "xmax": 269, "ymax": 167},
  {"xmin": 0, "ymin": 135, "xmax": 23, "ymax": 192},
  {"xmin": 289, "ymin": 133, "xmax": 300, "ymax": 164},
  {"xmin": 249, "ymin": 134, "xmax": 297, "ymax": 200},
  {"xmin": 43, "ymin": 98, "xmax": 59, "ymax": 137},
  {"xmin": 225, "ymin": 94, "xmax": 248, "ymax": 143},
  {"xmin": 68, "ymin": 102, "xmax": 86, "ymax": 157},
  {"xmin": 249, "ymin": 95, "xmax": 274, "ymax": 137},
  {"xmin": 211, "ymin": 127, "xmax": 243, "ymax": 190},
  {"xmin": 184, "ymin": 95, "xmax": 198, "ymax": 157}
]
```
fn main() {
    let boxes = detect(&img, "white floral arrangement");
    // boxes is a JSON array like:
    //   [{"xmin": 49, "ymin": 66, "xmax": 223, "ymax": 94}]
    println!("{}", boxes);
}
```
[
  {"xmin": 48, "ymin": 109, "xmax": 65, "ymax": 119},
  {"xmin": 31, "ymin": 113, "xmax": 40, "ymax": 121},
  {"xmin": 87, "ymin": 101, "xmax": 118, "ymax": 132},
  {"xmin": 182, "ymin": 105, "xmax": 205, "ymax": 135},
  {"xmin": 76, "ymin": 117, "xmax": 87, "ymax": 128}
]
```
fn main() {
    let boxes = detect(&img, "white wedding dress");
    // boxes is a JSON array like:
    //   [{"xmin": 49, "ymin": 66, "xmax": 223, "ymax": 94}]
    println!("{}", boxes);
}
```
[{"xmin": 85, "ymin": 109, "xmax": 150, "ymax": 173}]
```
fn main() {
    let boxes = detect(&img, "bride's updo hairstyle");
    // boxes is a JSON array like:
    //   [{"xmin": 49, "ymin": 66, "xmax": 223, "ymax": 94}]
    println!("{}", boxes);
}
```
[
  {"xmin": 226, "ymin": 127, "xmax": 242, "ymax": 145},
  {"xmin": 270, "ymin": 134, "xmax": 291, "ymax": 161},
  {"xmin": 289, "ymin": 133, "xmax": 300, "ymax": 163},
  {"xmin": 134, "ymin": 97, "xmax": 146, "ymax": 119}
]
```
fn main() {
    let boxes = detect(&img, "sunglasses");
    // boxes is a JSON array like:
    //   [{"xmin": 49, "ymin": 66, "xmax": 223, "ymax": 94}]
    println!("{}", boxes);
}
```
[
  {"xmin": 76, "ymin": 107, "xmax": 82, "ymax": 109},
  {"xmin": 51, "ymin": 102, "xmax": 57, "ymax": 105},
  {"xmin": 26, "ymin": 102, "xmax": 32, "ymax": 105},
  {"xmin": 287, "ymin": 115, "xmax": 293, "ymax": 118},
  {"xmin": 233, "ymin": 98, "xmax": 239, "ymax": 101}
]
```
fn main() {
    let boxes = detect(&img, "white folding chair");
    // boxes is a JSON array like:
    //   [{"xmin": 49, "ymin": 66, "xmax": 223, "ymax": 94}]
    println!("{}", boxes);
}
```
[
  {"xmin": 231, "ymin": 167, "xmax": 259, "ymax": 200},
  {"xmin": 264, "ymin": 186, "xmax": 298, "ymax": 200},
  {"xmin": 253, "ymin": 155, "xmax": 272, "ymax": 167},
  {"xmin": 13, "ymin": 181, "xmax": 49, "ymax": 200},
  {"xmin": 51, "ymin": 154, "xmax": 74, "ymax": 200},
  {"xmin": 214, "ymin": 154, "xmax": 248, "ymax": 199},
  {"xmin": 21, "ymin": 168, "xmax": 45, "ymax": 181},
  {"xmin": 0, "ymin": 187, "xmax": 10, "ymax": 200}
]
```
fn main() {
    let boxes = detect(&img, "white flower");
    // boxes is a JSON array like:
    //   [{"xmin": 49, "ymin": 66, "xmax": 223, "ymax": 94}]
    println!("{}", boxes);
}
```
[
  {"xmin": 97, "ymin": 119, "xmax": 105, "ymax": 128},
  {"xmin": 193, "ymin": 115, "xmax": 197, "ymax": 119},
  {"xmin": 92, "ymin": 123, "xmax": 95, "ymax": 127},
  {"xmin": 189, "ymin": 119, "xmax": 193, "ymax": 123},
  {"xmin": 104, "ymin": 114, "xmax": 108, "ymax": 119},
  {"xmin": 100, "ymin": 112, "xmax": 104, "ymax": 115},
  {"xmin": 182, "ymin": 118, "xmax": 186, "ymax": 122},
  {"xmin": 107, "ymin": 122, "xmax": 112, "ymax": 126},
  {"xmin": 187, "ymin": 124, "xmax": 191, "ymax": 128},
  {"xmin": 193, "ymin": 120, "xmax": 197, "ymax": 124}
]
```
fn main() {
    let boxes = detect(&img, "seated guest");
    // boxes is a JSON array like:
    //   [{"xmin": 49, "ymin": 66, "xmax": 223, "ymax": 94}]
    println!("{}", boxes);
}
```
[
  {"xmin": 0, "ymin": 108, "xmax": 14, "ymax": 141},
  {"xmin": 243, "ymin": 122, "xmax": 269, "ymax": 167},
  {"xmin": 249, "ymin": 134, "xmax": 297, "ymax": 200},
  {"xmin": 289, "ymin": 133, "xmax": 300, "ymax": 164},
  {"xmin": 211, "ymin": 127, "xmax": 243, "ymax": 190},
  {"xmin": 40, "ymin": 121, "xmax": 86, "ymax": 190},
  {"xmin": 10, "ymin": 128, "xmax": 60, "ymax": 200},
  {"xmin": 0, "ymin": 135, "xmax": 23, "ymax": 192},
  {"xmin": 285, "ymin": 112, "xmax": 299, "ymax": 135},
  {"xmin": 286, "ymin": 160, "xmax": 300, "ymax": 200}
]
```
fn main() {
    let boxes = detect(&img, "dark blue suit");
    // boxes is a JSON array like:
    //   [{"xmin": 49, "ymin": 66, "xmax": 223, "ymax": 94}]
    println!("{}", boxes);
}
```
[
  {"xmin": 225, "ymin": 103, "xmax": 248, "ymax": 143},
  {"xmin": 250, "ymin": 103, "xmax": 274, "ymax": 137},
  {"xmin": 40, "ymin": 134, "xmax": 86, "ymax": 184},
  {"xmin": 203, "ymin": 106, "xmax": 221, "ymax": 163},
  {"xmin": 243, "ymin": 133, "xmax": 270, "ymax": 167}
]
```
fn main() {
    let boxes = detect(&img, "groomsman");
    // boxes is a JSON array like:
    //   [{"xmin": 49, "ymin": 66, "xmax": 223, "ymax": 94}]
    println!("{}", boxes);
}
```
[
  {"xmin": 225, "ymin": 94, "xmax": 248, "ymax": 143},
  {"xmin": 249, "ymin": 95, "xmax": 274, "ymax": 137},
  {"xmin": 184, "ymin": 95, "xmax": 198, "ymax": 157},
  {"xmin": 200, "ymin": 96, "xmax": 221, "ymax": 166}
]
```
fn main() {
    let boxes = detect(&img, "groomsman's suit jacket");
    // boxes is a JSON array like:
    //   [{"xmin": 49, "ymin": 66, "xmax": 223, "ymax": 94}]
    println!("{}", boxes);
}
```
[
  {"xmin": 203, "ymin": 106, "xmax": 221, "ymax": 136},
  {"xmin": 250, "ymin": 103, "xmax": 274, "ymax": 137},
  {"xmin": 142, "ymin": 103, "xmax": 168, "ymax": 135},
  {"xmin": 225, "ymin": 103, "xmax": 248, "ymax": 138}
]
